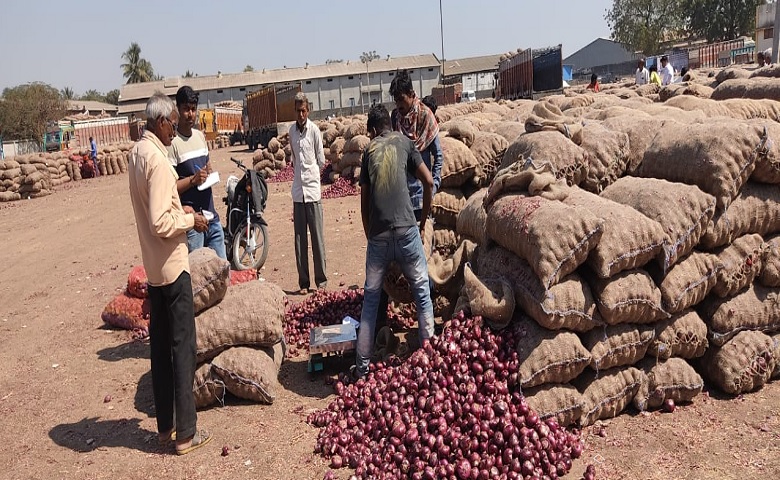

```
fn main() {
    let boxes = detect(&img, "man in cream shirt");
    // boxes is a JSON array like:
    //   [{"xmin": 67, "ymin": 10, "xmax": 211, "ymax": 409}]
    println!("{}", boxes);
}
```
[{"xmin": 289, "ymin": 92, "xmax": 328, "ymax": 294}]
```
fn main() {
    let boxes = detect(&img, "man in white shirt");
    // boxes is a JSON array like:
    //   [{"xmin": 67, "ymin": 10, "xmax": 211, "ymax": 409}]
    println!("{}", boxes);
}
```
[
  {"xmin": 289, "ymin": 92, "xmax": 328, "ymax": 294},
  {"xmin": 660, "ymin": 56, "xmax": 675, "ymax": 86},
  {"xmin": 635, "ymin": 58, "xmax": 649, "ymax": 85}
]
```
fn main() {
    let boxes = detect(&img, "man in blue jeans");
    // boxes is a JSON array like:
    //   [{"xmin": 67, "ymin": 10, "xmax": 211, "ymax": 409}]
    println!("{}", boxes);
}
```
[
  {"xmin": 168, "ymin": 86, "xmax": 227, "ymax": 259},
  {"xmin": 355, "ymin": 104, "xmax": 435, "ymax": 379},
  {"xmin": 89, "ymin": 136, "xmax": 100, "ymax": 177}
]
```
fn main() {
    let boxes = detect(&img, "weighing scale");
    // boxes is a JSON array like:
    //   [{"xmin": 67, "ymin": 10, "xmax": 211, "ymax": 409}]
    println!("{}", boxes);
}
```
[{"xmin": 308, "ymin": 323, "xmax": 357, "ymax": 373}]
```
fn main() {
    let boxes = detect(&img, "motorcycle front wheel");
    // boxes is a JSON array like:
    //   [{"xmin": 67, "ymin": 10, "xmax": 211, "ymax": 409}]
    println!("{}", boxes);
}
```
[{"xmin": 231, "ymin": 221, "xmax": 269, "ymax": 271}]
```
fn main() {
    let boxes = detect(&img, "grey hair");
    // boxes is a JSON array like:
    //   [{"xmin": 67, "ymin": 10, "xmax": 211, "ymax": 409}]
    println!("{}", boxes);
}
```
[
  {"xmin": 145, "ymin": 92, "xmax": 175, "ymax": 129},
  {"xmin": 294, "ymin": 91, "xmax": 308, "ymax": 105}
]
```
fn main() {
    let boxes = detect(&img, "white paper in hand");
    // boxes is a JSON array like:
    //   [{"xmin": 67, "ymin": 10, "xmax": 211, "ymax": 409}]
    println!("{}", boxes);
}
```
[{"xmin": 197, "ymin": 171, "xmax": 220, "ymax": 191}]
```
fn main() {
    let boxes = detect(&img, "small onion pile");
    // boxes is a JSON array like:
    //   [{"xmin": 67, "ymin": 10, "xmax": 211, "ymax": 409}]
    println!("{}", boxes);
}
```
[
  {"xmin": 266, "ymin": 164, "xmax": 294, "ymax": 183},
  {"xmin": 284, "ymin": 288, "xmax": 364, "ymax": 357},
  {"xmin": 308, "ymin": 312, "xmax": 584, "ymax": 479},
  {"xmin": 387, "ymin": 302, "xmax": 418, "ymax": 329},
  {"xmin": 322, "ymin": 176, "xmax": 360, "ymax": 199},
  {"xmin": 320, "ymin": 163, "xmax": 334, "ymax": 185}
]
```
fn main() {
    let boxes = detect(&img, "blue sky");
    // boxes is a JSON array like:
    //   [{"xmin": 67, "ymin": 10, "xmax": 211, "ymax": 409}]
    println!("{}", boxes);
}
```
[{"xmin": 0, "ymin": 0, "xmax": 613, "ymax": 95}]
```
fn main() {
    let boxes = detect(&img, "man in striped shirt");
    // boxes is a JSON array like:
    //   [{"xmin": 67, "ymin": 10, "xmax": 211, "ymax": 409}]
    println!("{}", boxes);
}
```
[{"xmin": 168, "ymin": 86, "xmax": 227, "ymax": 259}]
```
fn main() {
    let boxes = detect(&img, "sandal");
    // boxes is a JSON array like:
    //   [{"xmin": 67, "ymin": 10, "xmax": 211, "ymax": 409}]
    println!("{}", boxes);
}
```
[
  {"xmin": 158, "ymin": 430, "xmax": 176, "ymax": 445},
  {"xmin": 176, "ymin": 430, "xmax": 212, "ymax": 455}
]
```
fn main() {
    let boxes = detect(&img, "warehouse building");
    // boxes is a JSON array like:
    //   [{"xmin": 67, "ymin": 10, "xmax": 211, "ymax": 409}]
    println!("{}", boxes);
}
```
[
  {"xmin": 118, "ymin": 54, "xmax": 442, "ymax": 119},
  {"xmin": 563, "ymin": 38, "xmax": 641, "ymax": 82},
  {"xmin": 441, "ymin": 54, "xmax": 502, "ymax": 98}
]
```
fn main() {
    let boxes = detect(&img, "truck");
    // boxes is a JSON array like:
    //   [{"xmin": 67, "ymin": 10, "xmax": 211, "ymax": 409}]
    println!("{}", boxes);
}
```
[
  {"xmin": 198, "ymin": 109, "xmax": 217, "ymax": 141},
  {"xmin": 244, "ymin": 83, "xmax": 301, "ymax": 150},
  {"xmin": 431, "ymin": 83, "xmax": 463, "ymax": 106},
  {"xmin": 496, "ymin": 45, "xmax": 563, "ymax": 100}
]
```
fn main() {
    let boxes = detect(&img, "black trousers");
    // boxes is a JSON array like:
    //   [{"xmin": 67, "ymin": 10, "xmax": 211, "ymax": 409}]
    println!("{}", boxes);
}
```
[{"xmin": 147, "ymin": 271, "xmax": 197, "ymax": 440}]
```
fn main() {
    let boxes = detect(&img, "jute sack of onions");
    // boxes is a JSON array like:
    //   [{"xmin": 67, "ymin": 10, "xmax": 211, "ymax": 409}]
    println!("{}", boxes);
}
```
[
  {"xmin": 601, "ymin": 177, "xmax": 716, "ymax": 273},
  {"xmin": 698, "ymin": 330, "xmax": 775, "ymax": 395},
  {"xmin": 633, "ymin": 357, "xmax": 703, "ymax": 411},
  {"xmin": 588, "ymin": 270, "xmax": 668, "ymax": 325},
  {"xmin": 189, "ymin": 248, "xmax": 230, "ymax": 314},
  {"xmin": 711, "ymin": 233, "xmax": 764, "ymax": 298},
  {"xmin": 211, "ymin": 341, "xmax": 285, "ymax": 404},
  {"xmin": 195, "ymin": 281, "xmax": 285, "ymax": 362},
  {"xmin": 700, "ymin": 284, "xmax": 780, "ymax": 347},
  {"xmin": 647, "ymin": 310, "xmax": 709, "ymax": 360},
  {"xmin": 460, "ymin": 263, "xmax": 514, "ymax": 330},
  {"xmin": 575, "ymin": 366, "xmax": 645, "ymax": 426},
  {"xmin": 516, "ymin": 319, "xmax": 592, "ymax": 388},
  {"xmin": 700, "ymin": 182, "xmax": 780, "ymax": 250},
  {"xmin": 476, "ymin": 244, "xmax": 603, "ymax": 333},
  {"xmin": 193, "ymin": 363, "xmax": 226, "ymax": 409},
  {"xmin": 580, "ymin": 323, "xmax": 655, "ymax": 371},
  {"xmin": 524, "ymin": 383, "xmax": 583, "ymax": 427},
  {"xmin": 654, "ymin": 252, "xmax": 720, "ymax": 314},
  {"xmin": 760, "ymin": 234, "xmax": 780, "ymax": 287},
  {"xmin": 432, "ymin": 189, "xmax": 466, "ymax": 228}
]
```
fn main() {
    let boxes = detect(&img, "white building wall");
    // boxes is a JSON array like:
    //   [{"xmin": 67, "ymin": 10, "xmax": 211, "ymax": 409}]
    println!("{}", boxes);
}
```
[{"xmin": 461, "ymin": 71, "xmax": 497, "ymax": 92}]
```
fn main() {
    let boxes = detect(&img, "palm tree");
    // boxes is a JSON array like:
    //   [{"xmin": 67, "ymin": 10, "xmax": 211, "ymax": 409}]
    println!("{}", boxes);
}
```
[
  {"xmin": 243, "ymin": 65, "xmax": 254, "ymax": 72},
  {"xmin": 121, "ymin": 42, "xmax": 155, "ymax": 84},
  {"xmin": 183, "ymin": 70, "xmax": 195, "ymax": 78},
  {"xmin": 60, "ymin": 87, "xmax": 75, "ymax": 100}
]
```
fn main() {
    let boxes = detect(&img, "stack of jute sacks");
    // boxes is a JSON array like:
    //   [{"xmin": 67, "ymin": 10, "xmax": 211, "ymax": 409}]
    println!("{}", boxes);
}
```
[
  {"xmin": 444, "ymin": 92, "xmax": 780, "ymax": 427},
  {"xmin": 252, "ymin": 135, "xmax": 291, "ymax": 178}
]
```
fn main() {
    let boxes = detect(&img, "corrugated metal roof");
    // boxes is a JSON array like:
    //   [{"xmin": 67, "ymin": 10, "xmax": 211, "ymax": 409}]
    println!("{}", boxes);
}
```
[
  {"xmin": 119, "ymin": 54, "xmax": 441, "ymax": 104},
  {"xmin": 443, "ymin": 54, "xmax": 502, "ymax": 77},
  {"xmin": 563, "ymin": 38, "xmax": 640, "ymax": 71},
  {"xmin": 118, "ymin": 101, "xmax": 148, "ymax": 115},
  {"xmin": 68, "ymin": 100, "xmax": 119, "ymax": 112}
]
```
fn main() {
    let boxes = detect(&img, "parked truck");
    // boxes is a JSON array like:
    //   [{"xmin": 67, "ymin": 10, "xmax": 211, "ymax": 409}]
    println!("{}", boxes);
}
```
[
  {"xmin": 244, "ymin": 83, "xmax": 301, "ymax": 150},
  {"xmin": 496, "ymin": 45, "xmax": 563, "ymax": 100}
]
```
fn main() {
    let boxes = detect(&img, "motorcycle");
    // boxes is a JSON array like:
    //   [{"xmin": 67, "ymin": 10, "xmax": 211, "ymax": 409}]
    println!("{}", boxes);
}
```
[{"xmin": 223, "ymin": 157, "xmax": 269, "ymax": 271}]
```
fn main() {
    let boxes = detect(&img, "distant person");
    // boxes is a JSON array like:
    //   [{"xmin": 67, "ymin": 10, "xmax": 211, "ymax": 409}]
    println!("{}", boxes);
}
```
[
  {"xmin": 168, "ymin": 86, "xmax": 226, "ymax": 260},
  {"xmin": 289, "ymin": 92, "xmax": 327, "ymax": 294},
  {"xmin": 354, "ymin": 104, "xmax": 435, "ymax": 379},
  {"xmin": 421, "ymin": 95, "xmax": 438, "ymax": 115},
  {"xmin": 587, "ymin": 73, "xmax": 600, "ymax": 92},
  {"xmin": 89, "ymin": 136, "xmax": 99, "ymax": 176},
  {"xmin": 635, "ymin": 58, "xmax": 649, "ymax": 85},
  {"xmin": 673, "ymin": 67, "xmax": 689, "ymax": 84},
  {"xmin": 764, "ymin": 49, "xmax": 773, "ymax": 67},
  {"xmin": 128, "ymin": 92, "xmax": 212, "ymax": 456},
  {"xmin": 649, "ymin": 65, "xmax": 662, "ymax": 86},
  {"xmin": 660, "ymin": 56, "xmax": 674, "ymax": 85}
]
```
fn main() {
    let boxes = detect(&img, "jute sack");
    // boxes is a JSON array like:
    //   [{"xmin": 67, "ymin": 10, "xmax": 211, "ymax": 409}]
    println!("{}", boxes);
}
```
[
  {"xmin": 461, "ymin": 263, "xmax": 515, "ymax": 330},
  {"xmin": 654, "ymin": 251, "xmax": 720, "ymax": 314},
  {"xmin": 433, "ymin": 227, "xmax": 460, "ymax": 252},
  {"xmin": 633, "ymin": 357, "xmax": 703, "ymax": 411},
  {"xmin": 193, "ymin": 363, "xmax": 225, "ymax": 409},
  {"xmin": 588, "ymin": 270, "xmax": 669, "ymax": 325},
  {"xmin": 760, "ymin": 234, "xmax": 780, "ymax": 287},
  {"xmin": 195, "ymin": 281, "xmax": 286, "ymax": 362},
  {"xmin": 712, "ymin": 233, "xmax": 764, "ymax": 298},
  {"xmin": 637, "ymin": 121, "xmax": 761, "ymax": 211},
  {"xmin": 663, "ymin": 95, "xmax": 732, "ymax": 118},
  {"xmin": 428, "ymin": 239, "xmax": 476, "ymax": 292},
  {"xmin": 456, "ymin": 188, "xmax": 488, "ymax": 245},
  {"xmin": 716, "ymin": 68, "xmax": 752, "ymax": 83},
  {"xmin": 524, "ymin": 102, "xmax": 584, "ymax": 145},
  {"xmin": 698, "ymin": 330, "xmax": 775, "ymax": 395},
  {"xmin": 501, "ymin": 132, "xmax": 588, "ymax": 186},
  {"xmin": 578, "ymin": 121, "xmax": 630, "ymax": 193},
  {"xmin": 516, "ymin": 318, "xmax": 592, "ymax": 388},
  {"xmin": 750, "ymin": 65, "xmax": 780, "ymax": 78},
  {"xmin": 581, "ymin": 323, "xmax": 656, "ymax": 371},
  {"xmin": 523, "ymin": 383, "xmax": 583, "ymax": 427},
  {"xmin": 440, "ymin": 136, "xmax": 481, "ymax": 188},
  {"xmin": 469, "ymin": 132, "xmax": 509, "ymax": 186},
  {"xmin": 101, "ymin": 292, "xmax": 150, "ymax": 331},
  {"xmin": 127, "ymin": 265, "xmax": 148, "ymax": 299},
  {"xmin": 483, "ymin": 121, "xmax": 527, "ymax": 143},
  {"xmin": 189, "ymin": 248, "xmax": 230, "ymax": 314},
  {"xmin": 601, "ymin": 116, "xmax": 667, "ymax": 175},
  {"xmin": 647, "ymin": 309, "xmax": 709, "ymax": 360},
  {"xmin": 576, "ymin": 366, "xmax": 645, "ymax": 427},
  {"xmin": 601, "ymin": 177, "xmax": 716, "ymax": 272},
  {"xmin": 440, "ymin": 119, "xmax": 476, "ymax": 147},
  {"xmin": 486, "ymin": 193, "xmax": 603, "ymax": 290},
  {"xmin": 701, "ymin": 284, "xmax": 780, "ymax": 347},
  {"xmin": 563, "ymin": 187, "xmax": 666, "ymax": 278},
  {"xmin": 329, "ymin": 137, "xmax": 346, "ymax": 156},
  {"xmin": 711, "ymin": 77, "xmax": 780, "ymax": 102},
  {"xmin": 476, "ymin": 245, "xmax": 604, "ymax": 332},
  {"xmin": 700, "ymin": 182, "xmax": 780, "ymax": 249},
  {"xmin": 344, "ymin": 135, "xmax": 370, "ymax": 153},
  {"xmin": 484, "ymin": 160, "xmax": 571, "ymax": 206},
  {"xmin": 747, "ymin": 120, "xmax": 780, "ymax": 183},
  {"xmin": 432, "ymin": 189, "xmax": 466, "ymax": 228},
  {"xmin": 772, "ymin": 333, "xmax": 780, "ymax": 379},
  {"xmin": 345, "ymin": 122, "xmax": 368, "ymax": 140},
  {"xmin": 211, "ymin": 342, "xmax": 285, "ymax": 404}
]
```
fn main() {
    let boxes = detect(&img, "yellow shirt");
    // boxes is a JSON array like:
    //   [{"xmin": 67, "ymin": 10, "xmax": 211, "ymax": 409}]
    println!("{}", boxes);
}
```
[
  {"xmin": 649, "ymin": 71, "xmax": 662, "ymax": 86},
  {"xmin": 128, "ymin": 131, "xmax": 195, "ymax": 286}
]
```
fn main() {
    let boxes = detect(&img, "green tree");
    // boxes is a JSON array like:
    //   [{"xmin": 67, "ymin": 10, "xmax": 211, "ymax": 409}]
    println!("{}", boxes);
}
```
[
  {"xmin": 326, "ymin": 59, "xmax": 344, "ymax": 64},
  {"xmin": 121, "ymin": 42, "xmax": 155, "ymax": 83},
  {"xmin": 605, "ymin": 0, "xmax": 686, "ymax": 55},
  {"xmin": 0, "ymin": 83, "xmax": 67, "ymax": 141},
  {"xmin": 683, "ymin": 0, "xmax": 764, "ymax": 42},
  {"xmin": 183, "ymin": 70, "xmax": 195, "ymax": 78},
  {"xmin": 80, "ymin": 89, "xmax": 105, "ymax": 101},
  {"xmin": 243, "ymin": 65, "xmax": 254, "ymax": 72},
  {"xmin": 360, "ymin": 51, "xmax": 381, "ymax": 63},
  {"xmin": 60, "ymin": 87, "xmax": 75, "ymax": 100},
  {"xmin": 104, "ymin": 89, "xmax": 120, "ymax": 105}
]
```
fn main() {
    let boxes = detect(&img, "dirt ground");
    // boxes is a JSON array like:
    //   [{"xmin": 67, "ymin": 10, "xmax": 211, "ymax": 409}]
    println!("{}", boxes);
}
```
[{"xmin": 0, "ymin": 145, "xmax": 779, "ymax": 480}]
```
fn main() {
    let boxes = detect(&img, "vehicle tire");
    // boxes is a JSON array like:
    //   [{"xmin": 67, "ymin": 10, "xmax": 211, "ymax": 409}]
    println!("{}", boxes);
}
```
[{"xmin": 231, "ymin": 221, "xmax": 269, "ymax": 271}]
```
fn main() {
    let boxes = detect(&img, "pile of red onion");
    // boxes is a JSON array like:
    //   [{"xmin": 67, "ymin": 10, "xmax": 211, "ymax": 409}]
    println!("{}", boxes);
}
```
[
  {"xmin": 266, "ymin": 164, "xmax": 294, "ymax": 183},
  {"xmin": 322, "ymin": 177, "xmax": 360, "ymax": 199},
  {"xmin": 308, "ymin": 312, "xmax": 584, "ymax": 479}
]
